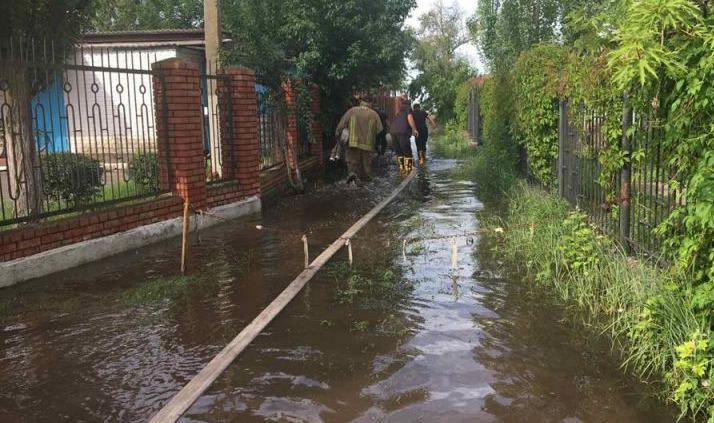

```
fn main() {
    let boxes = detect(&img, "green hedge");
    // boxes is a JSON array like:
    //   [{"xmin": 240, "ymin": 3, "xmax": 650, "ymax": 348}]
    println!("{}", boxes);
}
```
[{"xmin": 42, "ymin": 153, "xmax": 103, "ymax": 205}]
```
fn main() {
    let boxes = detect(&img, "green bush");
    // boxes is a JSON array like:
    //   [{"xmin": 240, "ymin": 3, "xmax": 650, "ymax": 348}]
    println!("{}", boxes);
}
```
[
  {"xmin": 42, "ymin": 153, "xmax": 103, "ymax": 205},
  {"xmin": 128, "ymin": 153, "xmax": 158, "ymax": 191},
  {"xmin": 431, "ymin": 123, "xmax": 474, "ymax": 159},
  {"xmin": 512, "ymin": 44, "xmax": 567, "ymax": 188},
  {"xmin": 491, "ymin": 182, "xmax": 713, "ymax": 422}
]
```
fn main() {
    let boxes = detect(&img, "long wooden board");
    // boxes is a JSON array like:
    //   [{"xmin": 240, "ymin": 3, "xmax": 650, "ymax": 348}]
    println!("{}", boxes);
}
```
[{"xmin": 149, "ymin": 171, "xmax": 416, "ymax": 423}]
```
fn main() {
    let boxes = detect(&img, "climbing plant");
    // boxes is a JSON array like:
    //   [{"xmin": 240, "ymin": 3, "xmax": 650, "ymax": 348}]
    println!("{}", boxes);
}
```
[{"xmin": 511, "ymin": 44, "xmax": 568, "ymax": 187}]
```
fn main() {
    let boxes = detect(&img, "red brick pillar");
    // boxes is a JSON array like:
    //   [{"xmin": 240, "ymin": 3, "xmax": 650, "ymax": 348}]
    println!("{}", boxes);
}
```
[
  {"xmin": 281, "ymin": 79, "xmax": 299, "ymax": 170},
  {"xmin": 309, "ymin": 84, "xmax": 323, "ymax": 164},
  {"xmin": 222, "ymin": 66, "xmax": 260, "ymax": 197},
  {"xmin": 152, "ymin": 58, "xmax": 207, "ymax": 209}
]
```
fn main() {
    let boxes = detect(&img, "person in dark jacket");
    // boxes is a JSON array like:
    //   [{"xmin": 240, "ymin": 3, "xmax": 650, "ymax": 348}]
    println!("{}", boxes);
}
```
[
  {"xmin": 390, "ymin": 99, "xmax": 419, "ymax": 173},
  {"xmin": 411, "ymin": 104, "xmax": 435, "ymax": 165},
  {"xmin": 374, "ymin": 108, "xmax": 388, "ymax": 156}
]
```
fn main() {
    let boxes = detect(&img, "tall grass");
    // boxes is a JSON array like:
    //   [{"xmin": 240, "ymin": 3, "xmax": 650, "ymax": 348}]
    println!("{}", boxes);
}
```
[
  {"xmin": 431, "ymin": 128, "xmax": 517, "ymax": 196},
  {"xmin": 490, "ymin": 182, "xmax": 712, "ymax": 421}
]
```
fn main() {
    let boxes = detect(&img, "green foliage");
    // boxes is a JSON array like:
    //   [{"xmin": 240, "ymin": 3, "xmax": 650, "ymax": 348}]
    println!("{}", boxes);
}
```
[
  {"xmin": 512, "ymin": 44, "xmax": 567, "ymax": 187},
  {"xmin": 669, "ymin": 331, "xmax": 714, "ymax": 420},
  {"xmin": 469, "ymin": 0, "xmax": 565, "ymax": 72},
  {"xmin": 119, "ymin": 275, "xmax": 201, "ymax": 305},
  {"xmin": 453, "ymin": 81, "xmax": 473, "ymax": 128},
  {"xmin": 603, "ymin": 0, "xmax": 714, "ymax": 296},
  {"xmin": 328, "ymin": 256, "xmax": 412, "ymax": 311},
  {"xmin": 409, "ymin": 1, "xmax": 475, "ymax": 123},
  {"xmin": 430, "ymin": 124, "xmax": 473, "ymax": 159},
  {"xmin": 88, "ymin": 0, "xmax": 202, "ymax": 30},
  {"xmin": 42, "ymin": 153, "xmax": 103, "ymax": 205},
  {"xmin": 128, "ymin": 153, "xmax": 158, "ymax": 191},
  {"xmin": 91, "ymin": 0, "xmax": 416, "ymax": 129},
  {"xmin": 559, "ymin": 211, "xmax": 602, "ymax": 277},
  {"xmin": 2, "ymin": 0, "xmax": 91, "ymax": 42},
  {"xmin": 493, "ymin": 182, "xmax": 713, "ymax": 421},
  {"xmin": 223, "ymin": 0, "xmax": 416, "ymax": 128}
]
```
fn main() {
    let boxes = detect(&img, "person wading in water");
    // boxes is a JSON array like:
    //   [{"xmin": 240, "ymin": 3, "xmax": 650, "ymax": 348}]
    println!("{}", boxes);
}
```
[
  {"xmin": 390, "ymin": 99, "xmax": 419, "ymax": 173},
  {"xmin": 334, "ymin": 96, "xmax": 383, "ymax": 184},
  {"xmin": 411, "ymin": 103, "xmax": 435, "ymax": 165}
]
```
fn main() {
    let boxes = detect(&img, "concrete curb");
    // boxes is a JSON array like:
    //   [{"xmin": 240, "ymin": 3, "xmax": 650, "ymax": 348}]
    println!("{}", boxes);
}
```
[{"xmin": 0, "ymin": 196, "xmax": 261, "ymax": 288}]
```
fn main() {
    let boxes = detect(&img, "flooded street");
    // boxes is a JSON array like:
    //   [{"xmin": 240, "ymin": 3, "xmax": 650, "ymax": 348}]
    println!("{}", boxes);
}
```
[{"xmin": 0, "ymin": 158, "xmax": 674, "ymax": 422}]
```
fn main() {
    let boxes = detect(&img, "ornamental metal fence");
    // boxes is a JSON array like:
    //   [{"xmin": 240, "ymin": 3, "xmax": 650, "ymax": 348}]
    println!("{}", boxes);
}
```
[
  {"xmin": 296, "ymin": 114, "xmax": 311, "ymax": 159},
  {"xmin": 256, "ymin": 88, "xmax": 284, "ymax": 170},
  {"xmin": 199, "ymin": 64, "xmax": 234, "ymax": 183},
  {"xmin": 557, "ymin": 99, "xmax": 684, "ymax": 255},
  {"xmin": 0, "ymin": 39, "xmax": 170, "ymax": 227},
  {"xmin": 465, "ymin": 88, "xmax": 685, "ymax": 256}
]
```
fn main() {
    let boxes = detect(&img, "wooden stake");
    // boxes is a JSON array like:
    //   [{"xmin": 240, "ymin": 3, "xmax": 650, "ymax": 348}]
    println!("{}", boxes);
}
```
[
  {"xmin": 181, "ymin": 201, "xmax": 190, "ymax": 274},
  {"xmin": 451, "ymin": 238, "xmax": 458, "ymax": 270},
  {"xmin": 302, "ymin": 235, "xmax": 309, "ymax": 269},
  {"xmin": 346, "ymin": 239, "xmax": 353, "ymax": 267},
  {"xmin": 148, "ymin": 170, "xmax": 417, "ymax": 423}
]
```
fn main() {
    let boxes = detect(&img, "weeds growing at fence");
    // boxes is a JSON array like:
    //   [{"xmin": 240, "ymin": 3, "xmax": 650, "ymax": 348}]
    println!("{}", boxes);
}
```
[
  {"xmin": 488, "ymin": 182, "xmax": 713, "ymax": 421},
  {"xmin": 430, "ymin": 125, "xmax": 474, "ymax": 159},
  {"xmin": 432, "ymin": 128, "xmax": 517, "ymax": 198}
]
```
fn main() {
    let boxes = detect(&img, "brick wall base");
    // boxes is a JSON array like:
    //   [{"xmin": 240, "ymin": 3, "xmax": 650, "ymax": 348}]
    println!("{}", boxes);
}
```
[
  {"xmin": 260, "ymin": 157, "xmax": 322, "ymax": 202},
  {"xmin": 0, "ymin": 196, "xmax": 183, "ymax": 262}
]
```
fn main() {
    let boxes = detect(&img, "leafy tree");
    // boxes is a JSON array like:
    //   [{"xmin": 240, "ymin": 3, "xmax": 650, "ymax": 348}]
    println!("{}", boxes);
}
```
[
  {"xmin": 223, "ymin": 0, "xmax": 416, "ymax": 128},
  {"xmin": 0, "ymin": 0, "xmax": 91, "ymax": 41},
  {"xmin": 88, "ymin": 0, "xmax": 203, "ymax": 31},
  {"xmin": 469, "ymin": 0, "xmax": 565, "ymax": 71},
  {"xmin": 1, "ymin": 0, "xmax": 92, "ymax": 217},
  {"xmin": 409, "ymin": 0, "xmax": 474, "ymax": 123},
  {"xmin": 90, "ymin": 0, "xmax": 416, "ymax": 129}
]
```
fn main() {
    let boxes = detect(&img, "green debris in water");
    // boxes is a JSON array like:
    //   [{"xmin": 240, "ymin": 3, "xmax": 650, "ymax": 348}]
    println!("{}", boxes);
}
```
[{"xmin": 119, "ymin": 275, "xmax": 201, "ymax": 305}]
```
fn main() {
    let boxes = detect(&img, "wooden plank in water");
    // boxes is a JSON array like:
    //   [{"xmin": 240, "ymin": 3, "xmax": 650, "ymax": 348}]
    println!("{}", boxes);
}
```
[{"xmin": 149, "ymin": 171, "xmax": 417, "ymax": 423}]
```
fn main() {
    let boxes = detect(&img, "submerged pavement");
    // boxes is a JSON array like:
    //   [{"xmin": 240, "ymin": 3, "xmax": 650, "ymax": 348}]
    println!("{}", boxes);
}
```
[{"xmin": 0, "ymin": 157, "xmax": 674, "ymax": 422}]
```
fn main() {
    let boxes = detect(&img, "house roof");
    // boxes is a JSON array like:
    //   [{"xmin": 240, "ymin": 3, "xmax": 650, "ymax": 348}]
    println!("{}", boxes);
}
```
[{"xmin": 79, "ymin": 29, "xmax": 232, "ymax": 49}]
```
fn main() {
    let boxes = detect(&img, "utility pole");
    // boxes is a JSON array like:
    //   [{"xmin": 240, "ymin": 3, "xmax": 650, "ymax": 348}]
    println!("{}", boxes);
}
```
[
  {"xmin": 204, "ymin": 0, "xmax": 221, "ymax": 71},
  {"xmin": 204, "ymin": 0, "xmax": 221, "ymax": 178}
]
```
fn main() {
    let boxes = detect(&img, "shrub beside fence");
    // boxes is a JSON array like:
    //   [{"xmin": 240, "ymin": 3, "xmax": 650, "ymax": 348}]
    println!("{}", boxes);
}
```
[
  {"xmin": 0, "ymin": 37, "xmax": 325, "ymax": 266},
  {"xmin": 0, "ymin": 43, "xmax": 168, "ymax": 226},
  {"xmin": 557, "ymin": 99, "xmax": 684, "ymax": 255},
  {"xmin": 465, "ymin": 89, "xmax": 685, "ymax": 257}
]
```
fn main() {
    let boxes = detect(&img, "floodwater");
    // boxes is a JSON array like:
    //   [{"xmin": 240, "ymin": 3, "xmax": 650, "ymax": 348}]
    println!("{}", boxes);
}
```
[{"xmin": 0, "ymin": 157, "xmax": 675, "ymax": 422}]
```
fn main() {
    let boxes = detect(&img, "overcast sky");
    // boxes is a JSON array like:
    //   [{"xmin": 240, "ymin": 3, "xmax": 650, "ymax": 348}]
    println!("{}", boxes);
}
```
[{"xmin": 406, "ymin": 0, "xmax": 482, "ymax": 71}]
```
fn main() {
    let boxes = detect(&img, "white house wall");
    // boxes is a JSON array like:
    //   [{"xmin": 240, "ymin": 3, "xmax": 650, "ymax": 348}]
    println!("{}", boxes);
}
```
[{"xmin": 62, "ymin": 48, "xmax": 177, "ymax": 164}]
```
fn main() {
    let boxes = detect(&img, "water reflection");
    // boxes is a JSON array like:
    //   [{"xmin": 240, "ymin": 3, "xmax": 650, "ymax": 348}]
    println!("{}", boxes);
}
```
[{"xmin": 0, "ymin": 161, "xmax": 675, "ymax": 422}]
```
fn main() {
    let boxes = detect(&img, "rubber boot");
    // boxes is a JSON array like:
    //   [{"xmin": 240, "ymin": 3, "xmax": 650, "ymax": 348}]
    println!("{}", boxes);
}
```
[
  {"xmin": 397, "ymin": 156, "xmax": 405, "ymax": 173},
  {"xmin": 418, "ymin": 151, "xmax": 426, "ymax": 166},
  {"xmin": 405, "ymin": 157, "xmax": 414, "ymax": 173}
]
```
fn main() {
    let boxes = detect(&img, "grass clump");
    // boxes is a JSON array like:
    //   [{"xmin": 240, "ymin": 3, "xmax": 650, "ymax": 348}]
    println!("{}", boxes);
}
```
[
  {"xmin": 327, "ymin": 259, "xmax": 413, "ymax": 311},
  {"xmin": 431, "ymin": 126, "xmax": 517, "ymax": 197},
  {"xmin": 430, "ymin": 125, "xmax": 475, "ymax": 159},
  {"xmin": 489, "ymin": 181, "xmax": 713, "ymax": 421},
  {"xmin": 119, "ymin": 275, "xmax": 201, "ymax": 306}
]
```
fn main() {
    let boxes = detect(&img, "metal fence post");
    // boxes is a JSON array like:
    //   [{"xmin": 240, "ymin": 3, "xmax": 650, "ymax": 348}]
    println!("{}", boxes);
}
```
[
  {"xmin": 619, "ymin": 95, "xmax": 633, "ymax": 251},
  {"xmin": 474, "ymin": 89, "xmax": 481, "ymax": 146},
  {"xmin": 558, "ymin": 99, "xmax": 566, "ymax": 198}
]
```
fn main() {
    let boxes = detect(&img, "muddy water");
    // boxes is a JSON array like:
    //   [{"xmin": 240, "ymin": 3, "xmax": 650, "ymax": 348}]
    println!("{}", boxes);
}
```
[{"xmin": 0, "ymin": 159, "xmax": 673, "ymax": 422}]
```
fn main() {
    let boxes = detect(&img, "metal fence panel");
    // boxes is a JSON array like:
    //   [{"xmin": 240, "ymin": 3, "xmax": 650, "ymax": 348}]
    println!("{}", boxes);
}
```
[
  {"xmin": 0, "ymin": 40, "xmax": 168, "ymax": 227},
  {"xmin": 256, "ymin": 88, "xmax": 284, "ymax": 170},
  {"xmin": 556, "ymin": 99, "xmax": 684, "ymax": 255},
  {"xmin": 200, "ymin": 69, "xmax": 234, "ymax": 183}
]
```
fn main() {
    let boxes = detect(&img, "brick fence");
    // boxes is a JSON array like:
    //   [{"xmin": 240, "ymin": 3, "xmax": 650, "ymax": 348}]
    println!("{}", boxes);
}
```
[{"xmin": 0, "ymin": 58, "xmax": 324, "ymax": 264}]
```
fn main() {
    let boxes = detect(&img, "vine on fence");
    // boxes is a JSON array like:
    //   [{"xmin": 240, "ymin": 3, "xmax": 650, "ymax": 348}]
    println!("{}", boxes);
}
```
[{"xmin": 465, "ymin": 1, "xmax": 714, "ymax": 418}]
